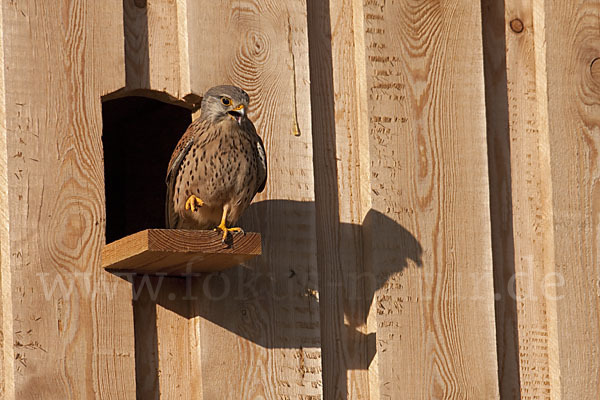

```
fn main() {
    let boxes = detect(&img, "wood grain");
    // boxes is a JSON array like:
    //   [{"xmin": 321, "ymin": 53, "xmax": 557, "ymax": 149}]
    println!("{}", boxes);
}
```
[
  {"xmin": 307, "ymin": 0, "xmax": 371, "ymax": 398},
  {"xmin": 4, "ymin": 0, "xmax": 598, "ymax": 397},
  {"xmin": 184, "ymin": 1, "xmax": 322, "ymax": 398},
  {"xmin": 115, "ymin": 0, "xmax": 320, "ymax": 398},
  {"xmin": 106, "ymin": 0, "xmax": 200, "ymax": 109},
  {"xmin": 544, "ymin": 0, "xmax": 600, "ymax": 397},
  {"xmin": 481, "ymin": 0, "xmax": 523, "ymax": 397},
  {"xmin": 0, "ymin": 2, "xmax": 14, "ymax": 397},
  {"xmin": 102, "ymin": 229, "xmax": 261, "ymax": 274},
  {"xmin": 132, "ymin": 276, "xmax": 202, "ymax": 400},
  {"xmin": 0, "ymin": 0, "xmax": 136, "ymax": 398},
  {"xmin": 116, "ymin": 1, "xmax": 319, "ymax": 397},
  {"xmin": 484, "ymin": 0, "xmax": 558, "ymax": 398},
  {"xmin": 484, "ymin": 1, "xmax": 600, "ymax": 398},
  {"xmin": 357, "ymin": 0, "xmax": 500, "ymax": 398}
]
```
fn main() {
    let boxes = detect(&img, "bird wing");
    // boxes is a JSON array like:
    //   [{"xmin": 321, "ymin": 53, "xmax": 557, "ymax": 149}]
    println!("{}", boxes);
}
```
[
  {"xmin": 165, "ymin": 118, "xmax": 206, "ymax": 228},
  {"xmin": 248, "ymin": 120, "xmax": 267, "ymax": 193},
  {"xmin": 256, "ymin": 135, "xmax": 267, "ymax": 193}
]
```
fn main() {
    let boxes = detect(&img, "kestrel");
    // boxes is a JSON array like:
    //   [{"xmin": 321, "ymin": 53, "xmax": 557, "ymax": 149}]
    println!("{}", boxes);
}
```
[{"xmin": 165, "ymin": 85, "xmax": 267, "ymax": 242}]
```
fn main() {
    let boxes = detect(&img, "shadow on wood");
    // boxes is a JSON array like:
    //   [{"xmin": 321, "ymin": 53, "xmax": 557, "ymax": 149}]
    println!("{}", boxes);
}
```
[
  {"xmin": 481, "ymin": 0, "xmax": 521, "ymax": 396},
  {"xmin": 122, "ymin": 200, "xmax": 422, "ymax": 397}
]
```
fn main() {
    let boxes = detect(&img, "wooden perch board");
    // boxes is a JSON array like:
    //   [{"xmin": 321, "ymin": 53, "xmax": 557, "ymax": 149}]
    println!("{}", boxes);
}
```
[{"xmin": 102, "ymin": 229, "xmax": 261, "ymax": 275}]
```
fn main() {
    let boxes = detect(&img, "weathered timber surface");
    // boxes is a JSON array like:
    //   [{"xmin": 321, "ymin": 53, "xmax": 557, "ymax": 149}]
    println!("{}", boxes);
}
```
[
  {"xmin": 102, "ymin": 229, "xmax": 261, "ymax": 275},
  {"xmin": 0, "ymin": 1, "xmax": 136, "ymax": 398},
  {"xmin": 123, "ymin": 1, "xmax": 322, "ymax": 399},
  {"xmin": 544, "ymin": 1, "xmax": 600, "ymax": 398},
  {"xmin": 356, "ymin": 0, "xmax": 500, "ymax": 398}
]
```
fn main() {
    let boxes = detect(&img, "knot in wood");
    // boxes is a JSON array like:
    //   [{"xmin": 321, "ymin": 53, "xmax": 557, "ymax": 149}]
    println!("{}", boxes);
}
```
[
  {"xmin": 509, "ymin": 18, "xmax": 524, "ymax": 33},
  {"xmin": 134, "ymin": 0, "xmax": 147, "ymax": 8},
  {"xmin": 591, "ymin": 57, "xmax": 600, "ymax": 82}
]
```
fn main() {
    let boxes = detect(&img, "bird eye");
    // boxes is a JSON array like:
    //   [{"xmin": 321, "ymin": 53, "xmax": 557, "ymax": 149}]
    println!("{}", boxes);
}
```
[{"xmin": 221, "ymin": 97, "xmax": 231, "ymax": 106}]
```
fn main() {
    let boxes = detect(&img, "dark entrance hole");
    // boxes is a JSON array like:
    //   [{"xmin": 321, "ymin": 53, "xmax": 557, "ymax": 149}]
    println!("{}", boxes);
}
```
[{"xmin": 102, "ymin": 96, "xmax": 192, "ymax": 243}]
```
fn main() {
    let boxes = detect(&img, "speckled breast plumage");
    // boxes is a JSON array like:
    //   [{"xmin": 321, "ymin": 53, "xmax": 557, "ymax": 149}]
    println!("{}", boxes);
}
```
[{"xmin": 171, "ymin": 119, "xmax": 262, "ymax": 229}]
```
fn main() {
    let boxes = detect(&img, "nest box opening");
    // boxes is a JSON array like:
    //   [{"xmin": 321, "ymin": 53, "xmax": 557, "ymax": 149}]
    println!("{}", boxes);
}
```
[
  {"xmin": 102, "ymin": 96, "xmax": 192, "ymax": 243},
  {"xmin": 100, "ymin": 94, "xmax": 262, "ymax": 275}
]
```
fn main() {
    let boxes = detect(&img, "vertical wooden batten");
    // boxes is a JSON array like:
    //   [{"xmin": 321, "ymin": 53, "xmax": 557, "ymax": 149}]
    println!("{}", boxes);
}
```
[
  {"xmin": 0, "ymin": 0, "xmax": 15, "ymax": 397},
  {"xmin": 484, "ymin": 0, "xmax": 559, "ymax": 397},
  {"xmin": 544, "ymin": 0, "xmax": 600, "ymax": 397},
  {"xmin": 355, "ymin": 0, "xmax": 500, "ymax": 398},
  {"xmin": 485, "ymin": 0, "xmax": 600, "ymax": 398},
  {"xmin": 121, "ymin": 0, "xmax": 322, "ymax": 398},
  {"xmin": 186, "ymin": 1, "xmax": 322, "ymax": 398},
  {"xmin": 111, "ymin": 3, "xmax": 204, "ymax": 397},
  {"xmin": 481, "ymin": 0, "xmax": 521, "ymax": 396},
  {"xmin": 0, "ymin": 0, "xmax": 136, "ymax": 398},
  {"xmin": 307, "ymin": 0, "xmax": 373, "ymax": 398},
  {"xmin": 109, "ymin": 0, "xmax": 200, "ymax": 108}
]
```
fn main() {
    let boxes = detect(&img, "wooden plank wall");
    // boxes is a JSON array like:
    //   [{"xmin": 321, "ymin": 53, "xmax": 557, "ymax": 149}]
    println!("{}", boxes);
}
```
[
  {"xmin": 483, "ymin": 0, "xmax": 600, "ymax": 399},
  {"xmin": 481, "ymin": 0, "xmax": 521, "ymax": 397},
  {"xmin": 0, "ymin": 0, "xmax": 599, "ymax": 399},
  {"xmin": 120, "ymin": 0, "xmax": 321, "ymax": 399},
  {"xmin": 186, "ymin": 1, "xmax": 321, "ymax": 399},
  {"xmin": 353, "ymin": 0, "xmax": 500, "ymax": 398},
  {"xmin": 118, "ymin": 0, "xmax": 198, "ymax": 107},
  {"xmin": 543, "ymin": 1, "xmax": 600, "ymax": 398},
  {"xmin": 482, "ymin": 0, "xmax": 556, "ymax": 398},
  {"xmin": 0, "ymin": 1, "xmax": 136, "ymax": 399},
  {"xmin": 307, "ymin": 0, "xmax": 371, "ymax": 398},
  {"xmin": 309, "ymin": 0, "xmax": 500, "ymax": 398}
]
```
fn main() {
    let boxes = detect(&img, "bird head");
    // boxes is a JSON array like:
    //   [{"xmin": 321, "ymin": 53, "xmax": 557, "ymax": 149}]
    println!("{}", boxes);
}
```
[{"xmin": 200, "ymin": 85, "xmax": 250, "ymax": 125}]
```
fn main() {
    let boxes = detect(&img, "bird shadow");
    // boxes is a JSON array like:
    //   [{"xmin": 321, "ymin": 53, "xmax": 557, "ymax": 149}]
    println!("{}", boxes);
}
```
[{"xmin": 124, "ymin": 199, "xmax": 423, "ymax": 397}]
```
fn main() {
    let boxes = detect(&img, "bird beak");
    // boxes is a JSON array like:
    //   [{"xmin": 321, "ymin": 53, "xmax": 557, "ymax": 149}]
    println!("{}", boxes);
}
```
[
  {"xmin": 227, "ymin": 104, "xmax": 245, "ymax": 125},
  {"xmin": 233, "ymin": 103, "xmax": 245, "ymax": 118}
]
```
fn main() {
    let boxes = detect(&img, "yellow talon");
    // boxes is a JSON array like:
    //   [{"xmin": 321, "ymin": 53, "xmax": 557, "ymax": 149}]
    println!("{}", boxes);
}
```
[
  {"xmin": 185, "ymin": 195, "xmax": 204, "ymax": 212},
  {"xmin": 214, "ymin": 205, "xmax": 244, "ymax": 243},
  {"xmin": 214, "ymin": 223, "xmax": 244, "ymax": 242}
]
